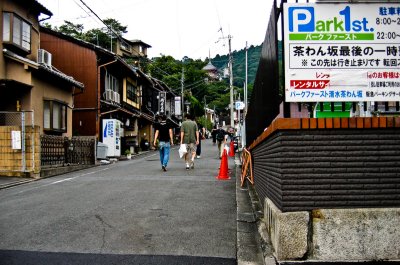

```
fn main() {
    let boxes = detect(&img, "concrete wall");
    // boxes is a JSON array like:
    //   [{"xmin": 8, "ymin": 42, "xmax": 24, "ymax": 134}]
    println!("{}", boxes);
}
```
[{"xmin": 263, "ymin": 198, "xmax": 400, "ymax": 262}]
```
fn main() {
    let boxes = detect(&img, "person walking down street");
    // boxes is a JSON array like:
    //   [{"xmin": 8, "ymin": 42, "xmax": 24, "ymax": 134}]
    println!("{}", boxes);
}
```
[
  {"xmin": 215, "ymin": 125, "xmax": 227, "ymax": 158},
  {"xmin": 211, "ymin": 124, "xmax": 217, "ymax": 145},
  {"xmin": 153, "ymin": 115, "xmax": 174, "ymax": 171},
  {"xmin": 180, "ymin": 113, "xmax": 199, "ymax": 170},
  {"xmin": 196, "ymin": 122, "xmax": 206, "ymax": 158}
]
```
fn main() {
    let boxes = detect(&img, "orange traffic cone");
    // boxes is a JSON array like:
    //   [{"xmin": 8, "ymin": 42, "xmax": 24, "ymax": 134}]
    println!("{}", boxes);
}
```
[
  {"xmin": 229, "ymin": 141, "xmax": 235, "ymax": 157},
  {"xmin": 216, "ymin": 149, "xmax": 230, "ymax": 180}
]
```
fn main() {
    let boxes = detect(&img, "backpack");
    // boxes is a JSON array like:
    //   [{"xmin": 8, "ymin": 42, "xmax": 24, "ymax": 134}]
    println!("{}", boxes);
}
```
[{"xmin": 216, "ymin": 129, "xmax": 225, "ymax": 141}]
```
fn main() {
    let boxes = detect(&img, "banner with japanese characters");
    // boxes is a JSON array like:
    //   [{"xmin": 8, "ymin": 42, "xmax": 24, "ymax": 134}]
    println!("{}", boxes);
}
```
[
  {"xmin": 283, "ymin": 3, "xmax": 400, "ymax": 102},
  {"xmin": 158, "ymin": 92, "xmax": 166, "ymax": 114}
]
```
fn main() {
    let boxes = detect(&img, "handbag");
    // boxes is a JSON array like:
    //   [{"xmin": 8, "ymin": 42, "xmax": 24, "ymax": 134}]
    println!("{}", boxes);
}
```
[
  {"xmin": 178, "ymin": 144, "xmax": 187, "ymax": 158},
  {"xmin": 224, "ymin": 144, "xmax": 230, "ymax": 154}
]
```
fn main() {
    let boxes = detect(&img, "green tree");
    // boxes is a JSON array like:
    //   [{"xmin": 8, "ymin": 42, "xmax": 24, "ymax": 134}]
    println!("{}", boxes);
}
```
[
  {"xmin": 51, "ymin": 18, "xmax": 129, "ymax": 51},
  {"xmin": 58, "ymin": 21, "xmax": 85, "ymax": 39},
  {"xmin": 85, "ymin": 18, "xmax": 128, "ymax": 51}
]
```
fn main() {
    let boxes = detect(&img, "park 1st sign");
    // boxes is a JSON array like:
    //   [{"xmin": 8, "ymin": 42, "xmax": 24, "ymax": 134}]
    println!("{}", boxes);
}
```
[{"xmin": 283, "ymin": 3, "xmax": 400, "ymax": 102}]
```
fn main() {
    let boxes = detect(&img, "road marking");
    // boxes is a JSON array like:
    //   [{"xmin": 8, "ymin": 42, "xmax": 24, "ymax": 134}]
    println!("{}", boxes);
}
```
[
  {"xmin": 16, "ymin": 167, "xmax": 113, "ymax": 194},
  {"xmin": 50, "ymin": 177, "xmax": 75, "ymax": 185}
]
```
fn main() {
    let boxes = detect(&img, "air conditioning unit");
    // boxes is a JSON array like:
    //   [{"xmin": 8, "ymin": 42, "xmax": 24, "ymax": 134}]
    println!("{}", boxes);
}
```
[
  {"xmin": 105, "ymin": 90, "xmax": 114, "ymax": 101},
  {"xmin": 114, "ymin": 92, "xmax": 120, "ymax": 103},
  {"xmin": 38, "ymin": 49, "xmax": 52, "ymax": 66}
]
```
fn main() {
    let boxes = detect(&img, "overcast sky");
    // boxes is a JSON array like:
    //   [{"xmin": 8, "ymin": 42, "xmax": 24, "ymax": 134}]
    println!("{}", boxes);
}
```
[{"xmin": 37, "ymin": 0, "xmax": 273, "ymax": 60}]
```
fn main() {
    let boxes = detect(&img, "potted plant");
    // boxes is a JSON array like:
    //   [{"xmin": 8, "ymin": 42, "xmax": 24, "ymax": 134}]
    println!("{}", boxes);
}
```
[{"xmin": 124, "ymin": 149, "xmax": 132, "ymax": 160}]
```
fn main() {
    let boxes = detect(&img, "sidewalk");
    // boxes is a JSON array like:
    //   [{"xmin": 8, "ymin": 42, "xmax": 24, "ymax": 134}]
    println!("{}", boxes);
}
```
[{"xmin": 0, "ymin": 176, "xmax": 36, "ymax": 189}]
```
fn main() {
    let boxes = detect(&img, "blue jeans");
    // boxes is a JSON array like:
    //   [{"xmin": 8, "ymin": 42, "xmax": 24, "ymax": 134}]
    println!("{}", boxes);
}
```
[{"xmin": 158, "ymin": 142, "xmax": 170, "ymax": 167}]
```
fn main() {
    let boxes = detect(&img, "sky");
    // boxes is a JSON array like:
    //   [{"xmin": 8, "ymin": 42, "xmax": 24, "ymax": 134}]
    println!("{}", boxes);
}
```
[{"xmin": 37, "ymin": 0, "xmax": 273, "ymax": 60}]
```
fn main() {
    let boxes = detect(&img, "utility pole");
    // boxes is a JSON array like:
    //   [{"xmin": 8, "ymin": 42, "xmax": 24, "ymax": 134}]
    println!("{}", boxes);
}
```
[
  {"xmin": 228, "ymin": 35, "xmax": 234, "ymax": 127},
  {"xmin": 181, "ymin": 65, "xmax": 185, "ymax": 119},
  {"xmin": 204, "ymin": 96, "xmax": 207, "ymax": 121},
  {"xmin": 243, "ymin": 41, "xmax": 248, "ymax": 147},
  {"xmin": 216, "ymin": 31, "xmax": 234, "ymax": 127}
]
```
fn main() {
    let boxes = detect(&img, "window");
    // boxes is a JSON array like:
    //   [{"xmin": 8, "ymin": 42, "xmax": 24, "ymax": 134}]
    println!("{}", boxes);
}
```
[
  {"xmin": 2, "ymin": 12, "xmax": 31, "ymax": 52},
  {"xmin": 120, "ymin": 40, "xmax": 131, "ymax": 51},
  {"xmin": 44, "ymin": 100, "xmax": 67, "ymax": 133},
  {"xmin": 127, "ymin": 81, "xmax": 138, "ymax": 103},
  {"xmin": 105, "ymin": 72, "xmax": 119, "ymax": 92}
]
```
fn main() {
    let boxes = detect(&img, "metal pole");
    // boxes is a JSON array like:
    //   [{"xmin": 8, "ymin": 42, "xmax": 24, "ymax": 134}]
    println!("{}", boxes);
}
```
[
  {"xmin": 204, "ymin": 96, "xmax": 207, "ymax": 122},
  {"xmin": 243, "ymin": 42, "xmax": 248, "ymax": 147},
  {"xmin": 229, "ymin": 35, "xmax": 234, "ymax": 127},
  {"xmin": 21, "ymin": 112, "xmax": 26, "ymax": 172},
  {"xmin": 181, "ymin": 65, "xmax": 185, "ymax": 119}
]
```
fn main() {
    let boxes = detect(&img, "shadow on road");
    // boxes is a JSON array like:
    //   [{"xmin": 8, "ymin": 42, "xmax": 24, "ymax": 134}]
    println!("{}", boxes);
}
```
[{"xmin": 0, "ymin": 249, "xmax": 236, "ymax": 265}]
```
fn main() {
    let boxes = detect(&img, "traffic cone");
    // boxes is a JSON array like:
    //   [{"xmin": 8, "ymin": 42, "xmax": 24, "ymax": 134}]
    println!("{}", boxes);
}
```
[
  {"xmin": 229, "ymin": 141, "xmax": 235, "ymax": 157},
  {"xmin": 216, "ymin": 149, "xmax": 230, "ymax": 180}
]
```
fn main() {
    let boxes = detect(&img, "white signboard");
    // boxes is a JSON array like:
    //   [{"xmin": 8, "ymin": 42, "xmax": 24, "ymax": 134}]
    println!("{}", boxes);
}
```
[
  {"xmin": 235, "ymin": 101, "xmax": 245, "ymax": 110},
  {"xmin": 284, "ymin": 3, "xmax": 400, "ymax": 102},
  {"xmin": 11, "ymin": 131, "xmax": 21, "ymax": 150},
  {"xmin": 158, "ymin": 92, "xmax": 166, "ymax": 114},
  {"xmin": 175, "ymin": 96, "xmax": 182, "ymax": 116}
]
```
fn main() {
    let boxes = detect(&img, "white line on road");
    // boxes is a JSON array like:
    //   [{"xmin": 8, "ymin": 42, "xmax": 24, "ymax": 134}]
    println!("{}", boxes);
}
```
[{"xmin": 16, "ymin": 167, "xmax": 113, "ymax": 194}]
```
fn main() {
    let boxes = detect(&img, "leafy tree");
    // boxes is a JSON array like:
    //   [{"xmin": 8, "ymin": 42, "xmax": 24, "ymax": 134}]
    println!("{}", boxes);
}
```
[
  {"xmin": 196, "ymin": 116, "xmax": 213, "ymax": 131},
  {"xmin": 58, "ymin": 21, "xmax": 85, "ymax": 39},
  {"xmin": 41, "ymin": 22, "xmax": 53, "ymax": 29},
  {"xmin": 148, "ymin": 56, "xmax": 208, "ymax": 102},
  {"xmin": 51, "ymin": 18, "xmax": 128, "ymax": 51},
  {"xmin": 85, "ymin": 28, "xmax": 108, "ymax": 47},
  {"xmin": 84, "ymin": 18, "xmax": 128, "ymax": 50}
]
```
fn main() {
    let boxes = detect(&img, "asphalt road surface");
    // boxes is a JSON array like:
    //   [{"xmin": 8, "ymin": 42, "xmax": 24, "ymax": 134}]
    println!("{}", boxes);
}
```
[{"xmin": 0, "ymin": 139, "xmax": 237, "ymax": 265}]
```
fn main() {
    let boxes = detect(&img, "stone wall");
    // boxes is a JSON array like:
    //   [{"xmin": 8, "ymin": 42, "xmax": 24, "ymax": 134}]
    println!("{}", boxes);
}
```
[{"xmin": 263, "ymin": 198, "xmax": 400, "ymax": 261}]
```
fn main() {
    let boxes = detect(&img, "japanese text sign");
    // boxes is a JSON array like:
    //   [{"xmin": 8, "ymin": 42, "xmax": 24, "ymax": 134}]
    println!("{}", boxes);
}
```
[
  {"xmin": 283, "ymin": 3, "xmax": 400, "ymax": 102},
  {"xmin": 158, "ymin": 92, "xmax": 166, "ymax": 114}
]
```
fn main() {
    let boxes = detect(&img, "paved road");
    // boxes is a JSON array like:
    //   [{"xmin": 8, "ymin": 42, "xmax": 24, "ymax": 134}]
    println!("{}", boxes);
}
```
[{"xmin": 0, "ymin": 139, "xmax": 237, "ymax": 265}]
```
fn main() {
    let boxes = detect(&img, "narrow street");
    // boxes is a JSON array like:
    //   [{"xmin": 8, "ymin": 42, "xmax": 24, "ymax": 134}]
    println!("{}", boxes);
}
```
[{"xmin": 0, "ymin": 139, "xmax": 237, "ymax": 265}]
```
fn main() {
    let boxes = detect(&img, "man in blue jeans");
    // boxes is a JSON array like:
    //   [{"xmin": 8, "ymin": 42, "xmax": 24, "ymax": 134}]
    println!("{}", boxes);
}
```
[{"xmin": 153, "ymin": 115, "xmax": 174, "ymax": 171}]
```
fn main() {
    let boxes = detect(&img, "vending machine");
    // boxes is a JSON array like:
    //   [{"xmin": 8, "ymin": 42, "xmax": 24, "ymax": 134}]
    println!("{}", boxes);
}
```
[{"xmin": 102, "ymin": 119, "xmax": 123, "ymax": 157}]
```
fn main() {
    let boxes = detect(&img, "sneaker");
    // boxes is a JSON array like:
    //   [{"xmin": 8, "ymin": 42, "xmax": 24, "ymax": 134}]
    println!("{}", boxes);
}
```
[
  {"xmin": 162, "ymin": 165, "xmax": 167, "ymax": 172},
  {"xmin": 186, "ymin": 163, "xmax": 190, "ymax": 170},
  {"xmin": 196, "ymin": 155, "xmax": 201, "ymax": 159}
]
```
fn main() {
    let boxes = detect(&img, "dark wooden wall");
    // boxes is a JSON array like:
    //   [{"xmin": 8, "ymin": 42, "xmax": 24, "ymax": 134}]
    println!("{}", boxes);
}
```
[
  {"xmin": 40, "ymin": 30, "xmax": 99, "ymax": 136},
  {"xmin": 251, "ymin": 117, "xmax": 400, "ymax": 212}
]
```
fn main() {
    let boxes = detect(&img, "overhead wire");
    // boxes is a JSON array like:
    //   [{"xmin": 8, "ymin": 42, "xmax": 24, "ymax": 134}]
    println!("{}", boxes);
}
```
[{"xmin": 67, "ymin": 0, "xmax": 226, "ymax": 96}]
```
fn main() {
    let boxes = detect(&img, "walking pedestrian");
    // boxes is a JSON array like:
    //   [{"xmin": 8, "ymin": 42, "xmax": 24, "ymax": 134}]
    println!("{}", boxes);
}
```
[
  {"xmin": 211, "ymin": 124, "xmax": 217, "ymax": 145},
  {"xmin": 196, "ymin": 122, "xmax": 206, "ymax": 158},
  {"xmin": 215, "ymin": 124, "xmax": 227, "ymax": 158},
  {"xmin": 153, "ymin": 115, "xmax": 174, "ymax": 171},
  {"xmin": 180, "ymin": 113, "xmax": 199, "ymax": 170}
]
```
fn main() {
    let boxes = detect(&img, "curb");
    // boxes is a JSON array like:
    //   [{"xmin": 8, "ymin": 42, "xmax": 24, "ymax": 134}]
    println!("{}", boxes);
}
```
[
  {"xmin": 0, "ymin": 178, "xmax": 38, "ymax": 190},
  {"xmin": 236, "ymin": 155, "xmax": 269, "ymax": 265}
]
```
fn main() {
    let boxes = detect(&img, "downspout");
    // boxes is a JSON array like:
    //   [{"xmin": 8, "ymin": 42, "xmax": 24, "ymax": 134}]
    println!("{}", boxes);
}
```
[{"xmin": 97, "ymin": 59, "xmax": 117, "ymax": 139}]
